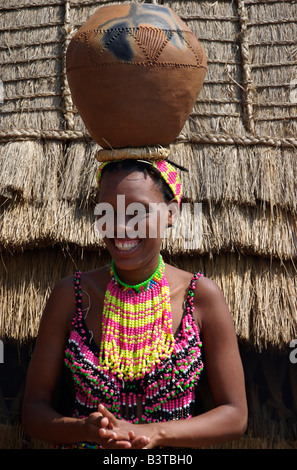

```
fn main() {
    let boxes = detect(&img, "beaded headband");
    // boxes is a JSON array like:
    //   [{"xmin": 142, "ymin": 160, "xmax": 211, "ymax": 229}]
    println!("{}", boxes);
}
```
[{"xmin": 96, "ymin": 159, "xmax": 183, "ymax": 206}]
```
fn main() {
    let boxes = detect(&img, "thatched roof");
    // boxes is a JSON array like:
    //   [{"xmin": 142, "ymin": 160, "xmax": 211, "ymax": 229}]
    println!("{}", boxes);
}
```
[{"xmin": 0, "ymin": 0, "xmax": 296, "ymax": 351}]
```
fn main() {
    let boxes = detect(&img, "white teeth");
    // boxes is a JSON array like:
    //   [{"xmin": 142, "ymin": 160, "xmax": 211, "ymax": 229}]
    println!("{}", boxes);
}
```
[{"xmin": 115, "ymin": 241, "xmax": 139, "ymax": 251}]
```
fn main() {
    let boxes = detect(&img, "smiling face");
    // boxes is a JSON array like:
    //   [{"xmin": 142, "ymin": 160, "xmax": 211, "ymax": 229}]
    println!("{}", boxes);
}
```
[{"xmin": 97, "ymin": 167, "xmax": 176, "ymax": 283}]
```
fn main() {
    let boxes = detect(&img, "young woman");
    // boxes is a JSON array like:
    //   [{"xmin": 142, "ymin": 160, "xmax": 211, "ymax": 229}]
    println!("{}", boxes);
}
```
[{"xmin": 22, "ymin": 159, "xmax": 247, "ymax": 449}]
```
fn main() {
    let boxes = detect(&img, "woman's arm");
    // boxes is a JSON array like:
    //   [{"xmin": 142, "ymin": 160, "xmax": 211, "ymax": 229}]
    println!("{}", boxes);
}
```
[
  {"xmin": 22, "ymin": 277, "xmax": 141, "ymax": 448},
  {"xmin": 22, "ymin": 277, "xmax": 91, "ymax": 444},
  {"xmin": 97, "ymin": 276, "xmax": 248, "ymax": 448}
]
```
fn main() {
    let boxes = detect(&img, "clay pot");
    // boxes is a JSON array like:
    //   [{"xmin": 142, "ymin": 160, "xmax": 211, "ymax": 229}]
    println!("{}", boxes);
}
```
[{"xmin": 66, "ymin": 2, "xmax": 207, "ymax": 149}]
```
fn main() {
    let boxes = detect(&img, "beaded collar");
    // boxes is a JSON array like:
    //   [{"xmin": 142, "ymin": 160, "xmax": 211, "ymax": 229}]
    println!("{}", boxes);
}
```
[
  {"xmin": 98, "ymin": 254, "xmax": 175, "ymax": 381},
  {"xmin": 110, "ymin": 253, "xmax": 164, "ymax": 293}
]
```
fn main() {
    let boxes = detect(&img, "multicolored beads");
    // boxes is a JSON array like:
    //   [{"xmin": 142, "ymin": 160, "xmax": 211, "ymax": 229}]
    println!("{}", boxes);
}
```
[
  {"xmin": 64, "ymin": 266, "xmax": 204, "ymax": 444},
  {"xmin": 99, "ymin": 255, "xmax": 174, "ymax": 381}
]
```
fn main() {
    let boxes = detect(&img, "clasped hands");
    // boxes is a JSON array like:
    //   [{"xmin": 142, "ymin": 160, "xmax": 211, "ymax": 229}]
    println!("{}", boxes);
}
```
[{"xmin": 85, "ymin": 404, "xmax": 152, "ymax": 449}]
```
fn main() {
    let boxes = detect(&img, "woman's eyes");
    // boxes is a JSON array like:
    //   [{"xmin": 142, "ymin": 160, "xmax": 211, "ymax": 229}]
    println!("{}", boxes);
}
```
[
  {"xmin": 131, "ymin": 209, "xmax": 148, "ymax": 217},
  {"xmin": 96, "ymin": 209, "xmax": 149, "ymax": 219}
]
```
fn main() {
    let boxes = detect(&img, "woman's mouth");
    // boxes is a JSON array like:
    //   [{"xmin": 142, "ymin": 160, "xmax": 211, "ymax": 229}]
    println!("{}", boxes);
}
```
[{"xmin": 114, "ymin": 239, "xmax": 141, "ymax": 252}]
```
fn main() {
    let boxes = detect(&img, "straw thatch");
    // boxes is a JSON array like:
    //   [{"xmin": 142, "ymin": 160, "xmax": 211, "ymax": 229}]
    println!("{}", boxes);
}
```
[{"xmin": 0, "ymin": 0, "xmax": 297, "ymax": 449}]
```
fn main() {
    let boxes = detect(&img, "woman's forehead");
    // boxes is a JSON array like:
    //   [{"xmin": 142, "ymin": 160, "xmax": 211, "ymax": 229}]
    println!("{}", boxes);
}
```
[
  {"xmin": 99, "ymin": 169, "xmax": 162, "ymax": 199},
  {"xmin": 101, "ymin": 168, "xmax": 151, "ymax": 185},
  {"xmin": 120, "ymin": 171, "xmax": 148, "ymax": 181}
]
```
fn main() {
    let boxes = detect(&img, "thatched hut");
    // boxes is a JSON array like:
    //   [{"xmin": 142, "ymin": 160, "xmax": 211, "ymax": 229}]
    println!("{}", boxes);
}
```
[{"xmin": 0, "ymin": 0, "xmax": 296, "ymax": 449}]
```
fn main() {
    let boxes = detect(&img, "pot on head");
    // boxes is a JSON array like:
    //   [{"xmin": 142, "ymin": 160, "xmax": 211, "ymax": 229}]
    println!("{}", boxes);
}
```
[{"xmin": 66, "ymin": 2, "xmax": 207, "ymax": 149}]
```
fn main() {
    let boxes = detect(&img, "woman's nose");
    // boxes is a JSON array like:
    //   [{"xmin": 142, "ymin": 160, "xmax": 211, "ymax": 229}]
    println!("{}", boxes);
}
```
[
  {"xmin": 115, "ymin": 213, "xmax": 147, "ymax": 239},
  {"xmin": 115, "ymin": 214, "xmax": 134, "ymax": 238}
]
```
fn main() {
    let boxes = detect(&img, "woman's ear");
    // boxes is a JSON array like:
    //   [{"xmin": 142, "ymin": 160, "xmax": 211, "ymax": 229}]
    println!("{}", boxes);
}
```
[{"xmin": 166, "ymin": 199, "xmax": 179, "ymax": 227}]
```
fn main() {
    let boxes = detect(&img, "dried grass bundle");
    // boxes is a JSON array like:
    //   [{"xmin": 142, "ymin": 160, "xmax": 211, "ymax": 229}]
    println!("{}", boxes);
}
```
[
  {"xmin": 0, "ymin": 246, "xmax": 110, "ymax": 341},
  {"xmin": 172, "ymin": 143, "xmax": 297, "ymax": 212}
]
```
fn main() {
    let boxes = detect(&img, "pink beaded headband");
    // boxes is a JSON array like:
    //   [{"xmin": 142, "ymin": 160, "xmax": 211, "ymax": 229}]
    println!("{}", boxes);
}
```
[{"xmin": 96, "ymin": 159, "xmax": 183, "ymax": 206}]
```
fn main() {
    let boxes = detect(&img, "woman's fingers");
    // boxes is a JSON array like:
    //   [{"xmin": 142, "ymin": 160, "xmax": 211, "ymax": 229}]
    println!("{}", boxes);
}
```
[
  {"xmin": 99, "ymin": 427, "xmax": 116, "ymax": 439},
  {"xmin": 104, "ymin": 439, "xmax": 132, "ymax": 450},
  {"xmin": 87, "ymin": 411, "xmax": 103, "ymax": 426},
  {"xmin": 100, "ymin": 416, "xmax": 110, "ymax": 429},
  {"xmin": 96, "ymin": 404, "xmax": 150, "ymax": 449},
  {"xmin": 128, "ymin": 430, "xmax": 136, "ymax": 440},
  {"xmin": 130, "ymin": 435, "xmax": 150, "ymax": 449},
  {"xmin": 100, "ymin": 427, "xmax": 150, "ymax": 448},
  {"xmin": 98, "ymin": 404, "xmax": 117, "ymax": 425}
]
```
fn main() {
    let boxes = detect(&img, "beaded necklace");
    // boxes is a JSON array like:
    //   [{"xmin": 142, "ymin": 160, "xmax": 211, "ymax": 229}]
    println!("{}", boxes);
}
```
[{"xmin": 98, "ymin": 254, "xmax": 175, "ymax": 381}]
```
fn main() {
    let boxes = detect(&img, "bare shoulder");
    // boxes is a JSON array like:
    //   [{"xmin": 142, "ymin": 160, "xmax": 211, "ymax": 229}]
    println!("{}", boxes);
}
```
[
  {"xmin": 165, "ymin": 262, "xmax": 226, "ymax": 299},
  {"xmin": 48, "ymin": 265, "xmax": 110, "ymax": 304},
  {"xmin": 195, "ymin": 276, "xmax": 226, "ymax": 305},
  {"xmin": 193, "ymin": 276, "xmax": 234, "ymax": 335},
  {"xmin": 43, "ymin": 265, "xmax": 110, "ymax": 326},
  {"xmin": 164, "ymin": 262, "xmax": 193, "ymax": 289},
  {"xmin": 47, "ymin": 273, "xmax": 77, "ymax": 304},
  {"xmin": 40, "ymin": 274, "xmax": 77, "ymax": 331},
  {"xmin": 79, "ymin": 264, "xmax": 111, "ymax": 293}
]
